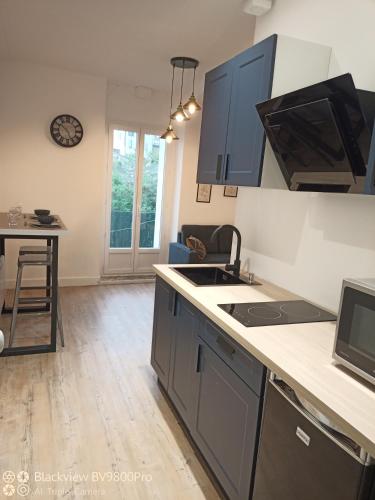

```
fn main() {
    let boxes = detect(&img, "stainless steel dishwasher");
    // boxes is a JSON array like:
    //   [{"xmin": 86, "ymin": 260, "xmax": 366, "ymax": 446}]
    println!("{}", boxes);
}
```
[{"xmin": 253, "ymin": 377, "xmax": 375, "ymax": 500}]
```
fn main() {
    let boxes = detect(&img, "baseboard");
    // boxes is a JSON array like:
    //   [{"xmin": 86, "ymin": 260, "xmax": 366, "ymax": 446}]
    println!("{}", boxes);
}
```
[
  {"xmin": 5, "ymin": 276, "xmax": 100, "ymax": 288},
  {"xmin": 99, "ymin": 273, "xmax": 156, "ymax": 285},
  {"xmin": 60, "ymin": 276, "xmax": 101, "ymax": 287},
  {"xmin": 5, "ymin": 273, "xmax": 156, "ymax": 289}
]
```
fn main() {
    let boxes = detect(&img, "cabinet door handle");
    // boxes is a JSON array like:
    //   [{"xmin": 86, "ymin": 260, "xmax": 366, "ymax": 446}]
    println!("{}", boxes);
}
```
[
  {"xmin": 216, "ymin": 154, "xmax": 223, "ymax": 181},
  {"xmin": 216, "ymin": 335, "xmax": 235, "ymax": 358},
  {"xmin": 196, "ymin": 344, "xmax": 202, "ymax": 372},
  {"xmin": 171, "ymin": 291, "xmax": 177, "ymax": 316},
  {"xmin": 224, "ymin": 153, "xmax": 230, "ymax": 181},
  {"xmin": 169, "ymin": 290, "xmax": 177, "ymax": 316}
]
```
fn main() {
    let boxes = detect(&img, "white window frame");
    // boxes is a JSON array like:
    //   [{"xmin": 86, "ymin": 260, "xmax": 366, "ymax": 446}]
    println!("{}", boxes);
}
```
[{"xmin": 104, "ymin": 122, "xmax": 167, "ymax": 275}]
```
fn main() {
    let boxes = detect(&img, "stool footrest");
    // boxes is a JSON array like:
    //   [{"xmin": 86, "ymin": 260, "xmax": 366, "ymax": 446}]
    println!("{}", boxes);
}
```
[
  {"xmin": 19, "ymin": 245, "xmax": 52, "ymax": 255},
  {"xmin": 18, "ymin": 297, "xmax": 52, "ymax": 304},
  {"xmin": 19, "ymin": 260, "xmax": 51, "ymax": 267},
  {"xmin": 20, "ymin": 286, "xmax": 52, "ymax": 291}
]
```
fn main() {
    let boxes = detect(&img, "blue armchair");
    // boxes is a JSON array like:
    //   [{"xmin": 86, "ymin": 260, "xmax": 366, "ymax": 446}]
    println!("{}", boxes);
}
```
[{"xmin": 169, "ymin": 225, "xmax": 233, "ymax": 265}]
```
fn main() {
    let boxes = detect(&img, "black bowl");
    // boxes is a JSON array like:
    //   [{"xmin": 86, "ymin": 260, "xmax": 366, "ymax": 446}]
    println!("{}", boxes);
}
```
[
  {"xmin": 38, "ymin": 215, "xmax": 54, "ymax": 225},
  {"xmin": 34, "ymin": 209, "xmax": 50, "ymax": 216}
]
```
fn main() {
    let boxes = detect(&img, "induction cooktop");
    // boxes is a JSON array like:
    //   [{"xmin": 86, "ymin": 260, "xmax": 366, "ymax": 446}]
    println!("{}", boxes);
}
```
[{"xmin": 218, "ymin": 300, "xmax": 336, "ymax": 327}]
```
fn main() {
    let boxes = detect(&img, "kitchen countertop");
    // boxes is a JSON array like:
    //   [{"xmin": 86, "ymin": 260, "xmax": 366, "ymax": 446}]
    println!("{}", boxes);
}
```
[{"xmin": 154, "ymin": 264, "xmax": 375, "ymax": 459}]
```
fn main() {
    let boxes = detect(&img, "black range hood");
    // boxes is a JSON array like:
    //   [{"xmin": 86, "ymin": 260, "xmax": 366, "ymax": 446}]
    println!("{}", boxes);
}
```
[{"xmin": 256, "ymin": 73, "xmax": 375, "ymax": 193}]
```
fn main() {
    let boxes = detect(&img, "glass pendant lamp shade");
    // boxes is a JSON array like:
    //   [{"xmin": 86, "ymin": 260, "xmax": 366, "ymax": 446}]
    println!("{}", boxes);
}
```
[
  {"xmin": 171, "ymin": 103, "xmax": 190, "ymax": 122},
  {"xmin": 160, "ymin": 123, "xmax": 179, "ymax": 143},
  {"xmin": 183, "ymin": 94, "xmax": 202, "ymax": 115},
  {"xmin": 183, "ymin": 66, "xmax": 201, "ymax": 115}
]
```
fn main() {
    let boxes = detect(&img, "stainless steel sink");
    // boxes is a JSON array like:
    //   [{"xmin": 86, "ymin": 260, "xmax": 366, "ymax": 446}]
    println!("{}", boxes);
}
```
[{"xmin": 172, "ymin": 266, "xmax": 260, "ymax": 286}]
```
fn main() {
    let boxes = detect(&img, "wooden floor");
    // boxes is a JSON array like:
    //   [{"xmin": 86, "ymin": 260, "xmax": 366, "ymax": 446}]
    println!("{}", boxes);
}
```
[
  {"xmin": 0, "ymin": 288, "xmax": 53, "ymax": 347},
  {"xmin": 0, "ymin": 284, "xmax": 220, "ymax": 499}
]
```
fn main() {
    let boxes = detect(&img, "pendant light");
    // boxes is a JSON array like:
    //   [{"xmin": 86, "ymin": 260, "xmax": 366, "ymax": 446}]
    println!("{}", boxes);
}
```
[
  {"xmin": 171, "ymin": 60, "xmax": 190, "ymax": 122},
  {"xmin": 183, "ymin": 66, "xmax": 201, "ymax": 115},
  {"xmin": 160, "ymin": 64, "xmax": 179, "ymax": 143}
]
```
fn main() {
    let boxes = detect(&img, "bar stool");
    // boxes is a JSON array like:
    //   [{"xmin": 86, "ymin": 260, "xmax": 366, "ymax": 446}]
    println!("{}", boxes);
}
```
[
  {"xmin": 20, "ymin": 245, "xmax": 53, "ymax": 323},
  {"xmin": 9, "ymin": 252, "xmax": 64, "ymax": 347}
]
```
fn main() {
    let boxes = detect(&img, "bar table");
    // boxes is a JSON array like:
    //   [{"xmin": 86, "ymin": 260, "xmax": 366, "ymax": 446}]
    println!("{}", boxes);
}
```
[{"xmin": 0, "ymin": 212, "xmax": 67, "ymax": 356}]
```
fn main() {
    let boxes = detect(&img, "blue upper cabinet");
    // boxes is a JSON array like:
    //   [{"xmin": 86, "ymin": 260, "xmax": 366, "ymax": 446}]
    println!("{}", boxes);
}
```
[
  {"xmin": 225, "ymin": 36, "xmax": 277, "ymax": 186},
  {"xmin": 197, "ymin": 35, "xmax": 277, "ymax": 186},
  {"xmin": 196, "ymin": 60, "xmax": 233, "ymax": 184}
]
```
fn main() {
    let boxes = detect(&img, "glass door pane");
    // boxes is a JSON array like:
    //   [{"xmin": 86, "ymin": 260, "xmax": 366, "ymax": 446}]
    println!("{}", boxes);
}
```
[
  {"xmin": 110, "ymin": 129, "xmax": 137, "ymax": 248},
  {"xmin": 138, "ymin": 134, "xmax": 166, "ymax": 249}
]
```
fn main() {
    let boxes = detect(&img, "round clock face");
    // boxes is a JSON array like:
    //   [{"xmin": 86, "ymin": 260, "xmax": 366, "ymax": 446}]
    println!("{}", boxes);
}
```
[{"xmin": 50, "ymin": 114, "xmax": 83, "ymax": 147}]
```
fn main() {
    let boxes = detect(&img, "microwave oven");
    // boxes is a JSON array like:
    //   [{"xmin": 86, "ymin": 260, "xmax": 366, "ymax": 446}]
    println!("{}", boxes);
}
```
[{"xmin": 333, "ymin": 278, "xmax": 375, "ymax": 385}]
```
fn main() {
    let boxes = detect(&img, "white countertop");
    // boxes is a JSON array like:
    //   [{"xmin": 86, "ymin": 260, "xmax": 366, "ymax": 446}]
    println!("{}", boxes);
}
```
[
  {"xmin": 154, "ymin": 264, "xmax": 375, "ymax": 458},
  {"xmin": 0, "ymin": 213, "xmax": 67, "ymax": 236}
]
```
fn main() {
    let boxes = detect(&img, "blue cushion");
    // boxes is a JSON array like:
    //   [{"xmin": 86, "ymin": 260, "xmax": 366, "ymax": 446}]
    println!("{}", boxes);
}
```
[{"xmin": 180, "ymin": 225, "xmax": 233, "ymax": 254}]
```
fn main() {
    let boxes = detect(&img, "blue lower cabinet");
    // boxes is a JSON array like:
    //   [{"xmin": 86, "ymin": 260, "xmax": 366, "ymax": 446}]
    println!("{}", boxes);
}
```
[
  {"xmin": 151, "ymin": 277, "xmax": 177, "ymax": 389},
  {"xmin": 151, "ymin": 279, "xmax": 265, "ymax": 499},
  {"xmin": 192, "ymin": 337, "xmax": 264, "ymax": 500},
  {"xmin": 167, "ymin": 295, "xmax": 200, "ymax": 428},
  {"xmin": 151, "ymin": 282, "xmax": 201, "ymax": 426}
]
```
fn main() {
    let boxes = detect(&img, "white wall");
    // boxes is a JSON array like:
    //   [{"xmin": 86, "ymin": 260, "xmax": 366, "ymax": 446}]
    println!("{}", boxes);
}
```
[
  {"xmin": 177, "ymin": 114, "xmax": 237, "ymax": 228},
  {"xmin": 107, "ymin": 82, "xmax": 170, "ymax": 127},
  {"xmin": 0, "ymin": 63, "xmax": 237, "ymax": 284},
  {"xmin": 234, "ymin": 0, "xmax": 375, "ymax": 311},
  {"xmin": 0, "ymin": 61, "xmax": 107, "ymax": 286}
]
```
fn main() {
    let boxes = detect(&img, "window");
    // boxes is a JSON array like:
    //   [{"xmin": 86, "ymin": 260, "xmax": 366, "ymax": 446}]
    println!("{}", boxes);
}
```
[
  {"xmin": 110, "ymin": 129, "xmax": 137, "ymax": 248},
  {"xmin": 139, "ymin": 133, "xmax": 166, "ymax": 248},
  {"xmin": 109, "ymin": 128, "xmax": 166, "ymax": 250}
]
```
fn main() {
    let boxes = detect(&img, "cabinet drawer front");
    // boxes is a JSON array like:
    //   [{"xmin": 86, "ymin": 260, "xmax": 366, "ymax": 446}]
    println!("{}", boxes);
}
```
[{"xmin": 200, "ymin": 318, "xmax": 265, "ymax": 395}]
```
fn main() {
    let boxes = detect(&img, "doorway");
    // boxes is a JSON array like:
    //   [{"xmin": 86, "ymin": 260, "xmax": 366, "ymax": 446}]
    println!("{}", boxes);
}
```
[{"xmin": 104, "ymin": 124, "xmax": 166, "ymax": 275}]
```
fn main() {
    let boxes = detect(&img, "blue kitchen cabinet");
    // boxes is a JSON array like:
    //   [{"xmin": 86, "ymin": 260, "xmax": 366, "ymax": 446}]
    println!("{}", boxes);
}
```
[
  {"xmin": 191, "ymin": 317, "xmax": 265, "ymax": 500},
  {"xmin": 197, "ymin": 35, "xmax": 277, "ymax": 186},
  {"xmin": 151, "ymin": 277, "xmax": 176, "ymax": 389},
  {"xmin": 151, "ymin": 277, "xmax": 266, "ymax": 499},
  {"xmin": 151, "ymin": 278, "xmax": 200, "ymax": 426},
  {"xmin": 196, "ymin": 60, "xmax": 233, "ymax": 184},
  {"xmin": 167, "ymin": 294, "xmax": 200, "ymax": 428}
]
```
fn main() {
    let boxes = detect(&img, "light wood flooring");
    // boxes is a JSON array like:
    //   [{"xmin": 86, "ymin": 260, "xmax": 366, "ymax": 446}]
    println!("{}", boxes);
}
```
[{"xmin": 0, "ymin": 284, "xmax": 220, "ymax": 499}]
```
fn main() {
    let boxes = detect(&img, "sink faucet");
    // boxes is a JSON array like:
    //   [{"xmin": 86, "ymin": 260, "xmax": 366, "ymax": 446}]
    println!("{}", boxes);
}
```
[{"xmin": 211, "ymin": 224, "xmax": 242, "ymax": 277}]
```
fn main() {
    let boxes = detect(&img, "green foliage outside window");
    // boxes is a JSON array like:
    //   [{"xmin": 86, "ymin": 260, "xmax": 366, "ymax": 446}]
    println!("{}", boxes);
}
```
[
  {"xmin": 111, "ymin": 147, "xmax": 159, "ymax": 213},
  {"xmin": 110, "ymin": 143, "xmax": 161, "ymax": 248}
]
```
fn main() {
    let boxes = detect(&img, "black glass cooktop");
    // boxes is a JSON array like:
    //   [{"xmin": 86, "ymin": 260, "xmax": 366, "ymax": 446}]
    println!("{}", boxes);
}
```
[{"xmin": 218, "ymin": 300, "xmax": 336, "ymax": 327}]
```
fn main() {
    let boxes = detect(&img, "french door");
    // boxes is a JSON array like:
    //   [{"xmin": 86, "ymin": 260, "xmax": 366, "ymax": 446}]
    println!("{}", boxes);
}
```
[{"xmin": 104, "ymin": 124, "xmax": 166, "ymax": 275}]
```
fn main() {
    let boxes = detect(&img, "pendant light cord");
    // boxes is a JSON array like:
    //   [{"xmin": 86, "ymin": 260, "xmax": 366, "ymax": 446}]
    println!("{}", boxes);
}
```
[
  {"xmin": 192, "ymin": 67, "xmax": 196, "ymax": 95},
  {"xmin": 169, "ymin": 64, "xmax": 175, "ymax": 120},
  {"xmin": 179, "ymin": 62, "xmax": 185, "ymax": 104}
]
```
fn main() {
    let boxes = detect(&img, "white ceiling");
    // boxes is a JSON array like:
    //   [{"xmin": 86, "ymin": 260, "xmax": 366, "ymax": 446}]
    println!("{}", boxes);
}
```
[{"xmin": 0, "ymin": 0, "xmax": 256, "ymax": 91}]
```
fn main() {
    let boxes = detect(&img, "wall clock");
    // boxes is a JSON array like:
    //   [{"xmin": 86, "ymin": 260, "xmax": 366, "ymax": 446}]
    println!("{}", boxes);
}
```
[{"xmin": 50, "ymin": 114, "xmax": 83, "ymax": 147}]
